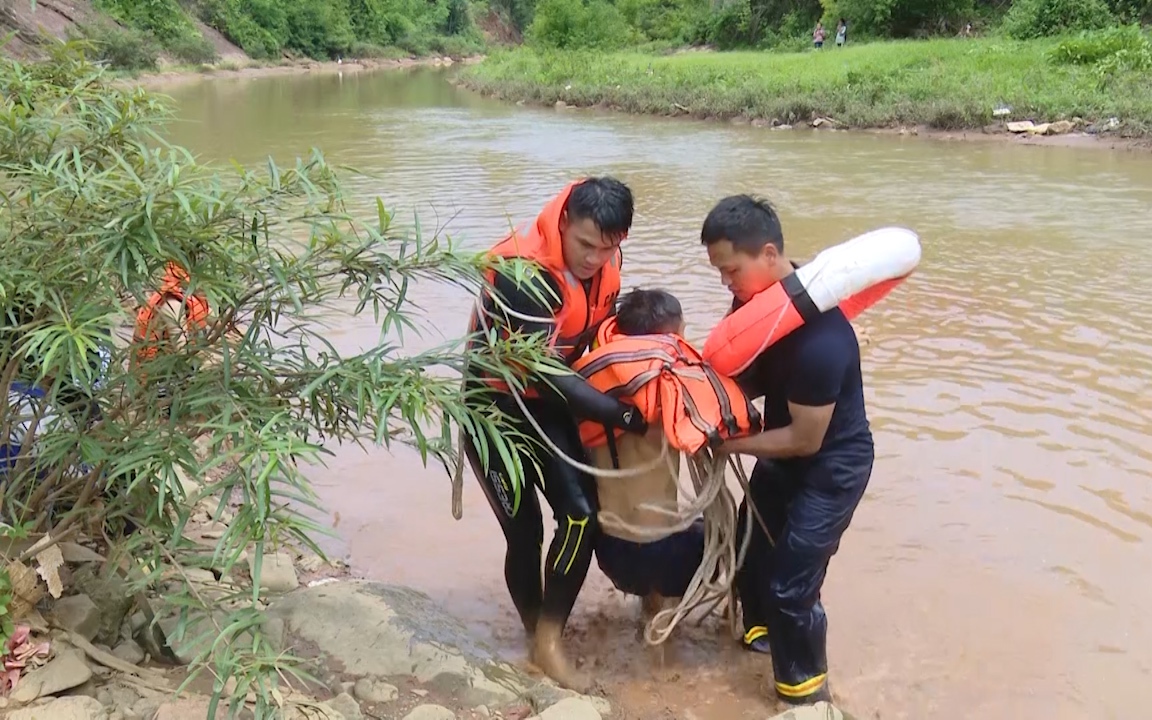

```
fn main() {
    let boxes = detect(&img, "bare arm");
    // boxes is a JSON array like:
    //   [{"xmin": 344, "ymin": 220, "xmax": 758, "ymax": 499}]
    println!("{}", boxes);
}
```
[{"xmin": 721, "ymin": 401, "xmax": 835, "ymax": 458}]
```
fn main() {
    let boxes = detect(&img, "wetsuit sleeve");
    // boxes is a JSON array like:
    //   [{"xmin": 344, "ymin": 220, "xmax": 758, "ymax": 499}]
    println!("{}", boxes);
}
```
[
  {"xmin": 788, "ymin": 325, "xmax": 852, "ymax": 407},
  {"xmin": 490, "ymin": 270, "xmax": 562, "ymax": 336},
  {"xmin": 489, "ymin": 272, "xmax": 642, "ymax": 431}
]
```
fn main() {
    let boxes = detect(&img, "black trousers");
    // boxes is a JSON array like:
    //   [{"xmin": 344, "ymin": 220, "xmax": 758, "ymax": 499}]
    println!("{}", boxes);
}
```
[
  {"xmin": 463, "ymin": 392, "xmax": 598, "ymax": 634},
  {"xmin": 735, "ymin": 448, "xmax": 874, "ymax": 701}
]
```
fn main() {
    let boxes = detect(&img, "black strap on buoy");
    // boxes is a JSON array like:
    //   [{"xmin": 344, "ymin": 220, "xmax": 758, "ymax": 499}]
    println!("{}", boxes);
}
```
[{"xmin": 781, "ymin": 272, "xmax": 822, "ymax": 323}]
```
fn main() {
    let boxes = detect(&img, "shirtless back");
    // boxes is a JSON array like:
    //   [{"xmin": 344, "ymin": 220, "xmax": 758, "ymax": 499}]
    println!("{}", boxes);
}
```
[
  {"xmin": 591, "ymin": 430, "xmax": 682, "ymax": 543},
  {"xmin": 587, "ymin": 290, "xmax": 707, "ymax": 618}
]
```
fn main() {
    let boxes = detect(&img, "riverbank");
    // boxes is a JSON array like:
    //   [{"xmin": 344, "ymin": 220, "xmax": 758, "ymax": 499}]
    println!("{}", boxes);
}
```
[
  {"xmin": 0, "ymin": 450, "xmax": 845, "ymax": 720},
  {"xmin": 123, "ymin": 53, "xmax": 484, "ymax": 91},
  {"xmin": 458, "ymin": 39, "xmax": 1152, "ymax": 145}
]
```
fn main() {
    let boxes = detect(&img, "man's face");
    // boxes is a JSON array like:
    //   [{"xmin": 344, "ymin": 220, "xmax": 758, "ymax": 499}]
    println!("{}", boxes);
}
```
[
  {"xmin": 560, "ymin": 214, "xmax": 621, "ymax": 280},
  {"xmin": 706, "ymin": 239, "xmax": 781, "ymax": 303}
]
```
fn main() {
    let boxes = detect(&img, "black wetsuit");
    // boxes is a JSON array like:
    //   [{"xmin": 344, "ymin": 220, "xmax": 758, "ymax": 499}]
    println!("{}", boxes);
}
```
[
  {"xmin": 463, "ymin": 270, "xmax": 643, "ymax": 635},
  {"xmin": 733, "ymin": 304, "xmax": 875, "ymax": 702}
]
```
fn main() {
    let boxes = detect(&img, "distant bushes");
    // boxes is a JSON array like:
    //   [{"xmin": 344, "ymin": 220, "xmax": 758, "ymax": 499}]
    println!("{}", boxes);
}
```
[
  {"xmin": 78, "ymin": 0, "xmax": 484, "ymax": 67},
  {"xmin": 76, "ymin": 23, "xmax": 161, "ymax": 71},
  {"xmin": 1003, "ymin": 0, "xmax": 1117, "ymax": 38},
  {"xmin": 1049, "ymin": 23, "xmax": 1152, "ymax": 78},
  {"xmin": 189, "ymin": 0, "xmax": 484, "ymax": 60},
  {"xmin": 85, "ymin": 0, "xmax": 218, "ymax": 68},
  {"xmin": 527, "ymin": 0, "xmax": 640, "ymax": 49}
]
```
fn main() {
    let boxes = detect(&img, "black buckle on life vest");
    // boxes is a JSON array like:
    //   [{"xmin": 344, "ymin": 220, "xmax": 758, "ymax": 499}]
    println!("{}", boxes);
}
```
[
  {"xmin": 706, "ymin": 427, "xmax": 723, "ymax": 449},
  {"xmin": 781, "ymin": 272, "xmax": 821, "ymax": 324}
]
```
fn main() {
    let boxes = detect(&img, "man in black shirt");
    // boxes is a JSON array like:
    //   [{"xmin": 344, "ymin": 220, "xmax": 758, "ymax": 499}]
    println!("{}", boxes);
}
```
[{"xmin": 701, "ymin": 195, "xmax": 875, "ymax": 706}]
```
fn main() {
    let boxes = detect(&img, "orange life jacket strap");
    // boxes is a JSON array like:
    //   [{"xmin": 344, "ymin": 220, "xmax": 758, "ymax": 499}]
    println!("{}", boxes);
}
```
[
  {"xmin": 676, "ymin": 369, "xmax": 722, "ymax": 448},
  {"xmin": 577, "ymin": 346, "xmax": 679, "ymax": 380}
]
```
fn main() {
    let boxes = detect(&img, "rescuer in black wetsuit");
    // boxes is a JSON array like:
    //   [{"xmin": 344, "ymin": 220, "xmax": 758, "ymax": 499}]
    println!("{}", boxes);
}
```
[{"xmin": 463, "ymin": 177, "xmax": 647, "ymax": 691}]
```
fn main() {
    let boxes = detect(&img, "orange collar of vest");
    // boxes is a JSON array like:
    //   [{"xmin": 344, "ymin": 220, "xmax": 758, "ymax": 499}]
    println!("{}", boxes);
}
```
[{"xmin": 159, "ymin": 261, "xmax": 190, "ymax": 295}]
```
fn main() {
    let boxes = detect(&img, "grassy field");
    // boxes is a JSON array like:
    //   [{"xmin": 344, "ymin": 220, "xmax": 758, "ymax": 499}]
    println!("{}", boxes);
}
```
[{"xmin": 460, "ymin": 38, "xmax": 1152, "ymax": 135}]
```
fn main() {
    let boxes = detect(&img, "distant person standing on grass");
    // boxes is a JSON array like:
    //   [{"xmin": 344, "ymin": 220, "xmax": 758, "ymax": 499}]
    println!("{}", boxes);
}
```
[
  {"xmin": 836, "ymin": 18, "xmax": 847, "ymax": 47},
  {"xmin": 813, "ymin": 22, "xmax": 825, "ymax": 49}
]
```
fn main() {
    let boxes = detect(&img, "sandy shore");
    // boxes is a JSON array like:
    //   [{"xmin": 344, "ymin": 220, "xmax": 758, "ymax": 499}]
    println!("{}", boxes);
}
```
[{"xmin": 124, "ymin": 54, "xmax": 486, "ymax": 91}]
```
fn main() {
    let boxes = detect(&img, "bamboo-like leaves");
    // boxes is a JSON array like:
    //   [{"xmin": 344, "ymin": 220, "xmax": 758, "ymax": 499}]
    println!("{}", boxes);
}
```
[{"xmin": 0, "ymin": 44, "xmax": 559, "ymax": 719}]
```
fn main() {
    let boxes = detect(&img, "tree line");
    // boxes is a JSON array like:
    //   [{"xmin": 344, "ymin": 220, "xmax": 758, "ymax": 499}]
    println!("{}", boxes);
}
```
[
  {"xmin": 517, "ymin": 0, "xmax": 1152, "ymax": 51},
  {"xmin": 77, "ymin": 0, "xmax": 1152, "ymax": 69},
  {"xmin": 82, "ymin": 0, "xmax": 483, "ymax": 69}
]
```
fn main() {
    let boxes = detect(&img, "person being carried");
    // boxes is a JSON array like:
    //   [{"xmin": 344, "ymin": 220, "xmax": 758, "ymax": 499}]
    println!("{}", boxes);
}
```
[
  {"xmin": 588, "ymin": 289, "xmax": 706, "ymax": 636},
  {"xmin": 463, "ymin": 177, "xmax": 648, "ymax": 692},
  {"xmin": 702, "ymin": 195, "xmax": 875, "ymax": 706}
]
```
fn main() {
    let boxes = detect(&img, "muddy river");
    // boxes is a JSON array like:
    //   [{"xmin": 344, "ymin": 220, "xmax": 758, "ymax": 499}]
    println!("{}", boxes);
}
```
[{"xmin": 160, "ymin": 67, "xmax": 1152, "ymax": 719}]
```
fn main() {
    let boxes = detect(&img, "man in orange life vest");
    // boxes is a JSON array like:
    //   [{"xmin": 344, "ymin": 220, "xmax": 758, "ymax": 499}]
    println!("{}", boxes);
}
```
[
  {"xmin": 463, "ymin": 177, "xmax": 648, "ymax": 691},
  {"xmin": 702, "ymin": 195, "xmax": 875, "ymax": 706}
]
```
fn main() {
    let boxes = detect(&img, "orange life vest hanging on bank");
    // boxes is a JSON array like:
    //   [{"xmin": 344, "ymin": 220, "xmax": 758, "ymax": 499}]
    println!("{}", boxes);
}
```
[
  {"xmin": 573, "ymin": 318, "xmax": 761, "ymax": 455},
  {"xmin": 470, "ymin": 182, "xmax": 621, "ymax": 395},
  {"xmin": 133, "ymin": 262, "xmax": 210, "ymax": 364}
]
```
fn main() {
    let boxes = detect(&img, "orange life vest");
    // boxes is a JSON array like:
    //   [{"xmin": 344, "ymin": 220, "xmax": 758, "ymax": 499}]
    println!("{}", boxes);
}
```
[
  {"xmin": 573, "ymin": 318, "xmax": 762, "ymax": 455},
  {"xmin": 133, "ymin": 262, "xmax": 210, "ymax": 363},
  {"xmin": 471, "ymin": 181, "xmax": 622, "ymax": 394}
]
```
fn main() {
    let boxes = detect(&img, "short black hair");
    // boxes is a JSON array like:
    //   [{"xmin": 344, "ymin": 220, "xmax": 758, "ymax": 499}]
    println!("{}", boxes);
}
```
[
  {"xmin": 700, "ymin": 194, "xmax": 784, "ymax": 254},
  {"xmin": 615, "ymin": 288, "xmax": 683, "ymax": 335},
  {"xmin": 565, "ymin": 176, "xmax": 634, "ymax": 241}
]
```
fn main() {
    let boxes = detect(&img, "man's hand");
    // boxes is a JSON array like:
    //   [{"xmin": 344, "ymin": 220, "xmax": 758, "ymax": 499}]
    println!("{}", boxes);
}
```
[{"xmin": 720, "ymin": 401, "xmax": 835, "ymax": 459}]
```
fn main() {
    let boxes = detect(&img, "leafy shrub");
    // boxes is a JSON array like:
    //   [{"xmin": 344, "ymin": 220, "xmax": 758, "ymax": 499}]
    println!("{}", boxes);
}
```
[
  {"xmin": 347, "ymin": 41, "xmax": 408, "ymax": 59},
  {"xmin": 432, "ymin": 32, "xmax": 487, "ymax": 57},
  {"xmin": 1002, "ymin": 0, "xmax": 1115, "ymax": 39},
  {"xmin": 1050, "ymin": 23, "xmax": 1150, "ymax": 63},
  {"xmin": 95, "ymin": 0, "xmax": 198, "ymax": 43},
  {"xmin": 76, "ymin": 22, "xmax": 161, "ymax": 71},
  {"xmin": 617, "ymin": 0, "xmax": 710, "ymax": 43},
  {"xmin": 167, "ymin": 33, "xmax": 221, "ymax": 64},
  {"xmin": 1, "ymin": 43, "xmax": 553, "ymax": 718},
  {"xmin": 820, "ymin": 0, "xmax": 975, "ymax": 38},
  {"xmin": 191, "ymin": 0, "xmax": 478, "ymax": 59},
  {"xmin": 697, "ymin": 1, "xmax": 752, "ymax": 48},
  {"xmin": 527, "ymin": 0, "xmax": 639, "ymax": 49}
]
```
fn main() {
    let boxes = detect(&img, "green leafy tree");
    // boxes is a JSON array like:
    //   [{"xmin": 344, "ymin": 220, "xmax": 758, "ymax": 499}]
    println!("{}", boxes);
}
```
[
  {"xmin": 0, "ymin": 42, "xmax": 552, "ymax": 718},
  {"xmin": 1002, "ymin": 0, "xmax": 1116, "ymax": 38}
]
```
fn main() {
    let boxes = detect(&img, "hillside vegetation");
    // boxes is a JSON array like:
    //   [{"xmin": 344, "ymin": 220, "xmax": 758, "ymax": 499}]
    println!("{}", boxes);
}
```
[
  {"xmin": 1, "ymin": 0, "xmax": 491, "ymax": 71},
  {"xmin": 4, "ymin": 0, "xmax": 1151, "ymax": 72}
]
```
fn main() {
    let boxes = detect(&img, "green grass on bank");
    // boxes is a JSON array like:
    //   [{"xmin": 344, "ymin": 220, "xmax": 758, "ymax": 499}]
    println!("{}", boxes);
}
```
[{"xmin": 460, "ymin": 36, "xmax": 1152, "ymax": 134}]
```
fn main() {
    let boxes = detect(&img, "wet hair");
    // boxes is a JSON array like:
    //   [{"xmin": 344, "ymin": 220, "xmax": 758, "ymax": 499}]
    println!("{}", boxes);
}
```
[
  {"xmin": 700, "ymin": 194, "xmax": 784, "ymax": 254},
  {"xmin": 615, "ymin": 288, "xmax": 683, "ymax": 335},
  {"xmin": 565, "ymin": 176, "xmax": 634, "ymax": 242}
]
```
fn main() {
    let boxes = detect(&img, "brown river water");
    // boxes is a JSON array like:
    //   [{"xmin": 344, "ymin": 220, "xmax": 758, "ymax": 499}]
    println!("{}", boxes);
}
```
[{"xmin": 160, "ymin": 67, "xmax": 1152, "ymax": 719}]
